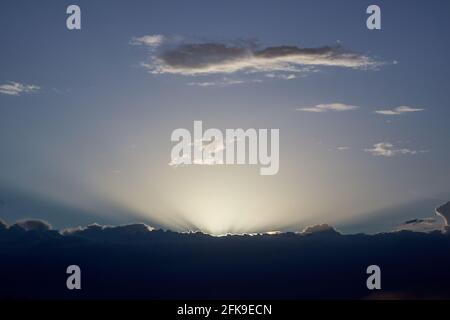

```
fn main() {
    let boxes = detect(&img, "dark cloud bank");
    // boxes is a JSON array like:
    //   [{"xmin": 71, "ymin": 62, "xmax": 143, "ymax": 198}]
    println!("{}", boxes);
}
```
[{"xmin": 1, "ymin": 204, "xmax": 450, "ymax": 300}]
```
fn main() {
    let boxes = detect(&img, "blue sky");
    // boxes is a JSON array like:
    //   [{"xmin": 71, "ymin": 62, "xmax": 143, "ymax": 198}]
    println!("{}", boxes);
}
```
[{"xmin": 1, "ymin": 0, "xmax": 449, "ymax": 234}]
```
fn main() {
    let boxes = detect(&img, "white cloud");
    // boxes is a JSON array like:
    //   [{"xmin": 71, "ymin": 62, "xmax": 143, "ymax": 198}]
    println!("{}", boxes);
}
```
[
  {"xmin": 188, "ymin": 77, "xmax": 244, "ymax": 87},
  {"xmin": 375, "ymin": 106, "xmax": 424, "ymax": 116},
  {"xmin": 365, "ymin": 142, "xmax": 425, "ymax": 157},
  {"xmin": 297, "ymin": 103, "xmax": 359, "ymax": 113},
  {"xmin": 0, "ymin": 81, "xmax": 40, "ymax": 96},
  {"xmin": 265, "ymin": 73, "xmax": 297, "ymax": 80},
  {"xmin": 130, "ymin": 34, "xmax": 166, "ymax": 47}
]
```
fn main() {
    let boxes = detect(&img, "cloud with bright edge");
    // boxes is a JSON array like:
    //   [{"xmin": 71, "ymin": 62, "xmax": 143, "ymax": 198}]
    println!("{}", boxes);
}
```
[
  {"xmin": 13, "ymin": 219, "xmax": 52, "ymax": 232},
  {"xmin": 436, "ymin": 202, "xmax": 450, "ymax": 227},
  {"xmin": 393, "ymin": 202, "xmax": 450, "ymax": 233},
  {"xmin": 132, "ymin": 35, "xmax": 380, "ymax": 77},
  {"xmin": 299, "ymin": 223, "xmax": 339, "ymax": 235},
  {"xmin": 0, "ymin": 81, "xmax": 40, "ymax": 96},
  {"xmin": 375, "ymin": 106, "xmax": 424, "ymax": 115},
  {"xmin": 297, "ymin": 103, "xmax": 359, "ymax": 113},
  {"xmin": 393, "ymin": 218, "xmax": 444, "ymax": 233}
]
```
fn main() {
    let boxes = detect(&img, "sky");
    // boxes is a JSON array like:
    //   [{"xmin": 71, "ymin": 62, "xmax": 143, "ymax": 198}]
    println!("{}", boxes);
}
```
[{"xmin": 0, "ymin": 0, "xmax": 450, "ymax": 235}]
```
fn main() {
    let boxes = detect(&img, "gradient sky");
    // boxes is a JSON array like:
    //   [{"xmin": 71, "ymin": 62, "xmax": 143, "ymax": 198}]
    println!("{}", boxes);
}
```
[{"xmin": 1, "ymin": 0, "xmax": 449, "ymax": 234}]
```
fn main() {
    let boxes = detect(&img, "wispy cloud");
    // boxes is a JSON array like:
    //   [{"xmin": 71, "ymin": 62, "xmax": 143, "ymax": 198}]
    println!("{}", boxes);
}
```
[
  {"xmin": 365, "ymin": 142, "xmax": 426, "ymax": 157},
  {"xmin": 296, "ymin": 103, "xmax": 359, "ymax": 113},
  {"xmin": 133, "ymin": 36, "xmax": 380, "ymax": 78},
  {"xmin": 265, "ymin": 73, "xmax": 298, "ymax": 80},
  {"xmin": 130, "ymin": 34, "xmax": 166, "ymax": 48},
  {"xmin": 375, "ymin": 106, "xmax": 424, "ymax": 116},
  {"xmin": 0, "ymin": 81, "xmax": 40, "ymax": 96},
  {"xmin": 188, "ymin": 77, "xmax": 244, "ymax": 87}
]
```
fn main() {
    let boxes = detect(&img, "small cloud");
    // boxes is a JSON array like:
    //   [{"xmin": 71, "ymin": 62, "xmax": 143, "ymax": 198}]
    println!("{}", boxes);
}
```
[
  {"xmin": 130, "ymin": 34, "xmax": 166, "ymax": 48},
  {"xmin": 265, "ymin": 73, "xmax": 297, "ymax": 80},
  {"xmin": 375, "ymin": 106, "xmax": 424, "ymax": 116},
  {"xmin": 61, "ymin": 226, "xmax": 84, "ymax": 235},
  {"xmin": 297, "ymin": 103, "xmax": 359, "ymax": 113},
  {"xmin": 188, "ymin": 77, "xmax": 244, "ymax": 87},
  {"xmin": 0, "ymin": 81, "xmax": 40, "ymax": 96},
  {"xmin": 365, "ymin": 142, "xmax": 425, "ymax": 157},
  {"xmin": 337, "ymin": 146, "xmax": 350, "ymax": 151}
]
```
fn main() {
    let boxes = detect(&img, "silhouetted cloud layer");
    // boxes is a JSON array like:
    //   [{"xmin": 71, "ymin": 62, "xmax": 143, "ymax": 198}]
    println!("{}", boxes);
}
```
[{"xmin": 1, "ymin": 204, "xmax": 450, "ymax": 299}]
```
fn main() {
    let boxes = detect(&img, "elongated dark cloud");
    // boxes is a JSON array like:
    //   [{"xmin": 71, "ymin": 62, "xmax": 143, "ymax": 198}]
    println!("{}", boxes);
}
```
[{"xmin": 133, "ymin": 35, "xmax": 379, "ymax": 76}]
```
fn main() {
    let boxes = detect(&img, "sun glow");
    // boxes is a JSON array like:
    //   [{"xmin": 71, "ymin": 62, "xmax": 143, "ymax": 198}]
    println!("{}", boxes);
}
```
[{"xmin": 84, "ymin": 158, "xmax": 310, "ymax": 235}]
